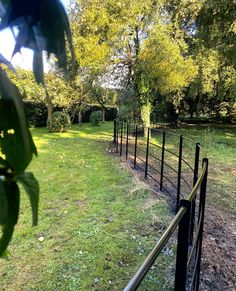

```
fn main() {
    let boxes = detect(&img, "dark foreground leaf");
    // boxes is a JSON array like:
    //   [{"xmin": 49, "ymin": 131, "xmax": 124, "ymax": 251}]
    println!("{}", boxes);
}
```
[
  {"xmin": 0, "ymin": 180, "xmax": 8, "ymax": 225},
  {"xmin": 17, "ymin": 172, "xmax": 39, "ymax": 226},
  {"xmin": 0, "ymin": 67, "xmax": 37, "ymax": 174},
  {"xmin": 0, "ymin": 181, "xmax": 20, "ymax": 257}
]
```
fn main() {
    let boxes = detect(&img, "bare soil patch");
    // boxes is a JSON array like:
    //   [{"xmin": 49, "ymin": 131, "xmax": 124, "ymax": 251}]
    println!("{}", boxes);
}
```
[{"xmin": 200, "ymin": 205, "xmax": 236, "ymax": 290}]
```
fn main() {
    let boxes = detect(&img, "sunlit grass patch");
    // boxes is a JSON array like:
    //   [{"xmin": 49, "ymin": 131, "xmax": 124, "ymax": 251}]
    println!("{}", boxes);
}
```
[{"xmin": 0, "ymin": 122, "xmax": 172, "ymax": 290}]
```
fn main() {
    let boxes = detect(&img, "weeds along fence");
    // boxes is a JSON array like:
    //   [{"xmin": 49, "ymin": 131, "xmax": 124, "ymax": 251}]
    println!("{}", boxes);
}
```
[{"xmin": 113, "ymin": 120, "xmax": 208, "ymax": 291}]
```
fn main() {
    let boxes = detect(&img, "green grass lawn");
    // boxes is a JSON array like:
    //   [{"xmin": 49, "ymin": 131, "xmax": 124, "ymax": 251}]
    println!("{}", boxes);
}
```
[
  {"xmin": 165, "ymin": 124, "xmax": 236, "ymax": 215},
  {"xmin": 0, "ymin": 122, "xmax": 172, "ymax": 290},
  {"xmin": 1, "ymin": 122, "xmax": 234, "ymax": 290},
  {"xmin": 123, "ymin": 123, "xmax": 235, "ymax": 214}
]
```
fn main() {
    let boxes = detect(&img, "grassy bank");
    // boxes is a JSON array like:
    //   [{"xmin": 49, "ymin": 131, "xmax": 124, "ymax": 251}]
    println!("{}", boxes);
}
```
[{"xmin": 0, "ymin": 123, "xmax": 172, "ymax": 290}]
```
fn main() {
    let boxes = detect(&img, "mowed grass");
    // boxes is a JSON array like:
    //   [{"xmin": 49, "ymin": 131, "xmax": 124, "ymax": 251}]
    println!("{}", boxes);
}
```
[
  {"xmin": 0, "ymin": 122, "xmax": 172, "ymax": 290},
  {"xmin": 163, "ymin": 124, "xmax": 236, "ymax": 215}
]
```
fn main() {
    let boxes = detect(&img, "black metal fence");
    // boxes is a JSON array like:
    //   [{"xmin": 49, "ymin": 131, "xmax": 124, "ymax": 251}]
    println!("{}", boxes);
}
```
[{"xmin": 113, "ymin": 120, "xmax": 208, "ymax": 291}]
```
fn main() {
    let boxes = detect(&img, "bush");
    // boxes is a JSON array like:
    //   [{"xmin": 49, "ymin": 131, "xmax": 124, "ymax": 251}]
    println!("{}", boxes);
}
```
[
  {"xmin": 24, "ymin": 100, "xmax": 48, "ymax": 127},
  {"xmin": 82, "ymin": 105, "xmax": 117, "ymax": 122},
  {"xmin": 90, "ymin": 110, "xmax": 102, "ymax": 126},
  {"xmin": 47, "ymin": 111, "xmax": 71, "ymax": 132}
]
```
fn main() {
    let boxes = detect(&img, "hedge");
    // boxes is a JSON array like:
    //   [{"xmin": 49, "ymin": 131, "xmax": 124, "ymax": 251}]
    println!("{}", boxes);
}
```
[
  {"xmin": 23, "ymin": 100, "xmax": 117, "ymax": 127},
  {"xmin": 80, "ymin": 105, "xmax": 117, "ymax": 123}
]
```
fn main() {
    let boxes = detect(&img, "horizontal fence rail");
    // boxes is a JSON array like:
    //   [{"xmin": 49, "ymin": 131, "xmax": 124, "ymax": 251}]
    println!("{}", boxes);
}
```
[{"xmin": 113, "ymin": 120, "xmax": 208, "ymax": 291}]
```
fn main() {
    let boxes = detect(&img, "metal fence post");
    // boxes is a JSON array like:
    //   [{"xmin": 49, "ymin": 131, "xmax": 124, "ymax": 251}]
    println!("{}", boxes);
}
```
[
  {"xmin": 116, "ymin": 121, "xmax": 119, "ymax": 153},
  {"xmin": 126, "ymin": 123, "xmax": 129, "ymax": 160},
  {"xmin": 160, "ymin": 131, "xmax": 166, "ymax": 191},
  {"xmin": 195, "ymin": 158, "xmax": 208, "ymax": 291},
  {"xmin": 145, "ymin": 127, "xmax": 150, "ymax": 179},
  {"xmin": 193, "ymin": 143, "xmax": 200, "ymax": 185},
  {"xmin": 176, "ymin": 135, "xmax": 183, "ymax": 213},
  {"xmin": 134, "ymin": 125, "xmax": 138, "ymax": 169},
  {"xmin": 120, "ymin": 122, "xmax": 123, "ymax": 156},
  {"xmin": 174, "ymin": 199, "xmax": 191, "ymax": 291},
  {"xmin": 190, "ymin": 143, "xmax": 200, "ymax": 245}
]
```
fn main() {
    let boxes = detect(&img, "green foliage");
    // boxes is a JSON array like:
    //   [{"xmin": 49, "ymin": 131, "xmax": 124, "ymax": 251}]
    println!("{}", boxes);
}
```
[
  {"xmin": 47, "ymin": 111, "xmax": 71, "ymax": 132},
  {"xmin": 140, "ymin": 102, "xmax": 152, "ymax": 129},
  {"xmin": 154, "ymin": 100, "xmax": 179, "ymax": 124},
  {"xmin": 90, "ymin": 111, "xmax": 102, "ymax": 126},
  {"xmin": 197, "ymin": 0, "xmax": 236, "ymax": 68},
  {"xmin": 23, "ymin": 101, "xmax": 117, "ymax": 127},
  {"xmin": 17, "ymin": 173, "xmax": 39, "ymax": 226},
  {"xmin": 0, "ymin": 69, "xmax": 37, "ymax": 257},
  {"xmin": 141, "ymin": 26, "xmax": 197, "ymax": 96},
  {"xmin": 82, "ymin": 105, "xmax": 117, "ymax": 123},
  {"xmin": 67, "ymin": 0, "xmax": 201, "ymax": 128},
  {"xmin": 0, "ymin": 68, "xmax": 39, "ymax": 256},
  {"xmin": 117, "ymin": 105, "xmax": 135, "ymax": 122},
  {"xmin": 0, "ymin": 68, "xmax": 37, "ymax": 174},
  {"xmin": 0, "ymin": 0, "xmax": 73, "ymax": 256},
  {"xmin": 1, "ymin": 0, "xmax": 74, "ymax": 83},
  {"xmin": 24, "ymin": 100, "xmax": 48, "ymax": 127},
  {"xmin": 166, "ymin": 0, "xmax": 236, "ymax": 120},
  {"xmin": 66, "ymin": 0, "xmax": 236, "ymax": 124}
]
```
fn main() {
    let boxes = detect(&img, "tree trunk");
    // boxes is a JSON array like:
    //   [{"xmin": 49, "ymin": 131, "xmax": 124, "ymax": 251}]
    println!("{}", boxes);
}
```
[
  {"xmin": 45, "ymin": 90, "xmax": 53, "ymax": 128},
  {"xmin": 140, "ymin": 102, "xmax": 151, "ymax": 137},
  {"xmin": 102, "ymin": 106, "xmax": 105, "ymax": 122},
  {"xmin": 78, "ymin": 110, "xmax": 82, "ymax": 126}
]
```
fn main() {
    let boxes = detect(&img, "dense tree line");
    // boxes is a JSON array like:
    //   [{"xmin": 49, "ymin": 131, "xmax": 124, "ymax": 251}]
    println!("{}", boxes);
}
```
[
  {"xmin": 65, "ymin": 0, "xmax": 236, "ymax": 127},
  {"xmin": 9, "ymin": 1, "xmax": 235, "ymax": 128}
]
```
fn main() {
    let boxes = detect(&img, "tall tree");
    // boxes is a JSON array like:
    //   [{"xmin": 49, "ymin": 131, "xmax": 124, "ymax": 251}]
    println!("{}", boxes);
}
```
[{"xmin": 69, "ymin": 0, "xmax": 197, "ymax": 131}]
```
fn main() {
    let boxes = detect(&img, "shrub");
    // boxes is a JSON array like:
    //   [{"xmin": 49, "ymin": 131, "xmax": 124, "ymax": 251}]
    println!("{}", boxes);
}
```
[
  {"xmin": 90, "ymin": 110, "xmax": 102, "ymax": 126},
  {"xmin": 82, "ymin": 105, "xmax": 117, "ymax": 122},
  {"xmin": 24, "ymin": 100, "xmax": 48, "ymax": 127},
  {"xmin": 47, "ymin": 111, "xmax": 71, "ymax": 132}
]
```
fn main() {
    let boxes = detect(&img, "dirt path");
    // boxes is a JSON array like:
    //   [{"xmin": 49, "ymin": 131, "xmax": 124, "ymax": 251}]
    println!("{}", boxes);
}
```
[{"xmin": 200, "ymin": 205, "xmax": 236, "ymax": 290}]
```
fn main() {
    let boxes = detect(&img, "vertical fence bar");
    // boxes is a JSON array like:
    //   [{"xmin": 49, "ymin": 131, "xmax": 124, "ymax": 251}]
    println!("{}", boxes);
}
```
[
  {"xmin": 145, "ymin": 127, "xmax": 150, "ymax": 179},
  {"xmin": 126, "ymin": 123, "xmax": 129, "ymax": 160},
  {"xmin": 113, "ymin": 119, "xmax": 116, "ymax": 144},
  {"xmin": 190, "ymin": 143, "xmax": 200, "ymax": 245},
  {"xmin": 134, "ymin": 125, "xmax": 138, "ymax": 169},
  {"xmin": 176, "ymin": 135, "xmax": 183, "ymax": 213},
  {"xmin": 193, "ymin": 143, "xmax": 200, "ymax": 185},
  {"xmin": 116, "ymin": 121, "xmax": 119, "ymax": 153},
  {"xmin": 120, "ymin": 122, "xmax": 123, "ymax": 156},
  {"xmin": 195, "ymin": 158, "xmax": 208, "ymax": 291},
  {"xmin": 174, "ymin": 199, "xmax": 191, "ymax": 291},
  {"xmin": 160, "ymin": 131, "xmax": 166, "ymax": 191}
]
